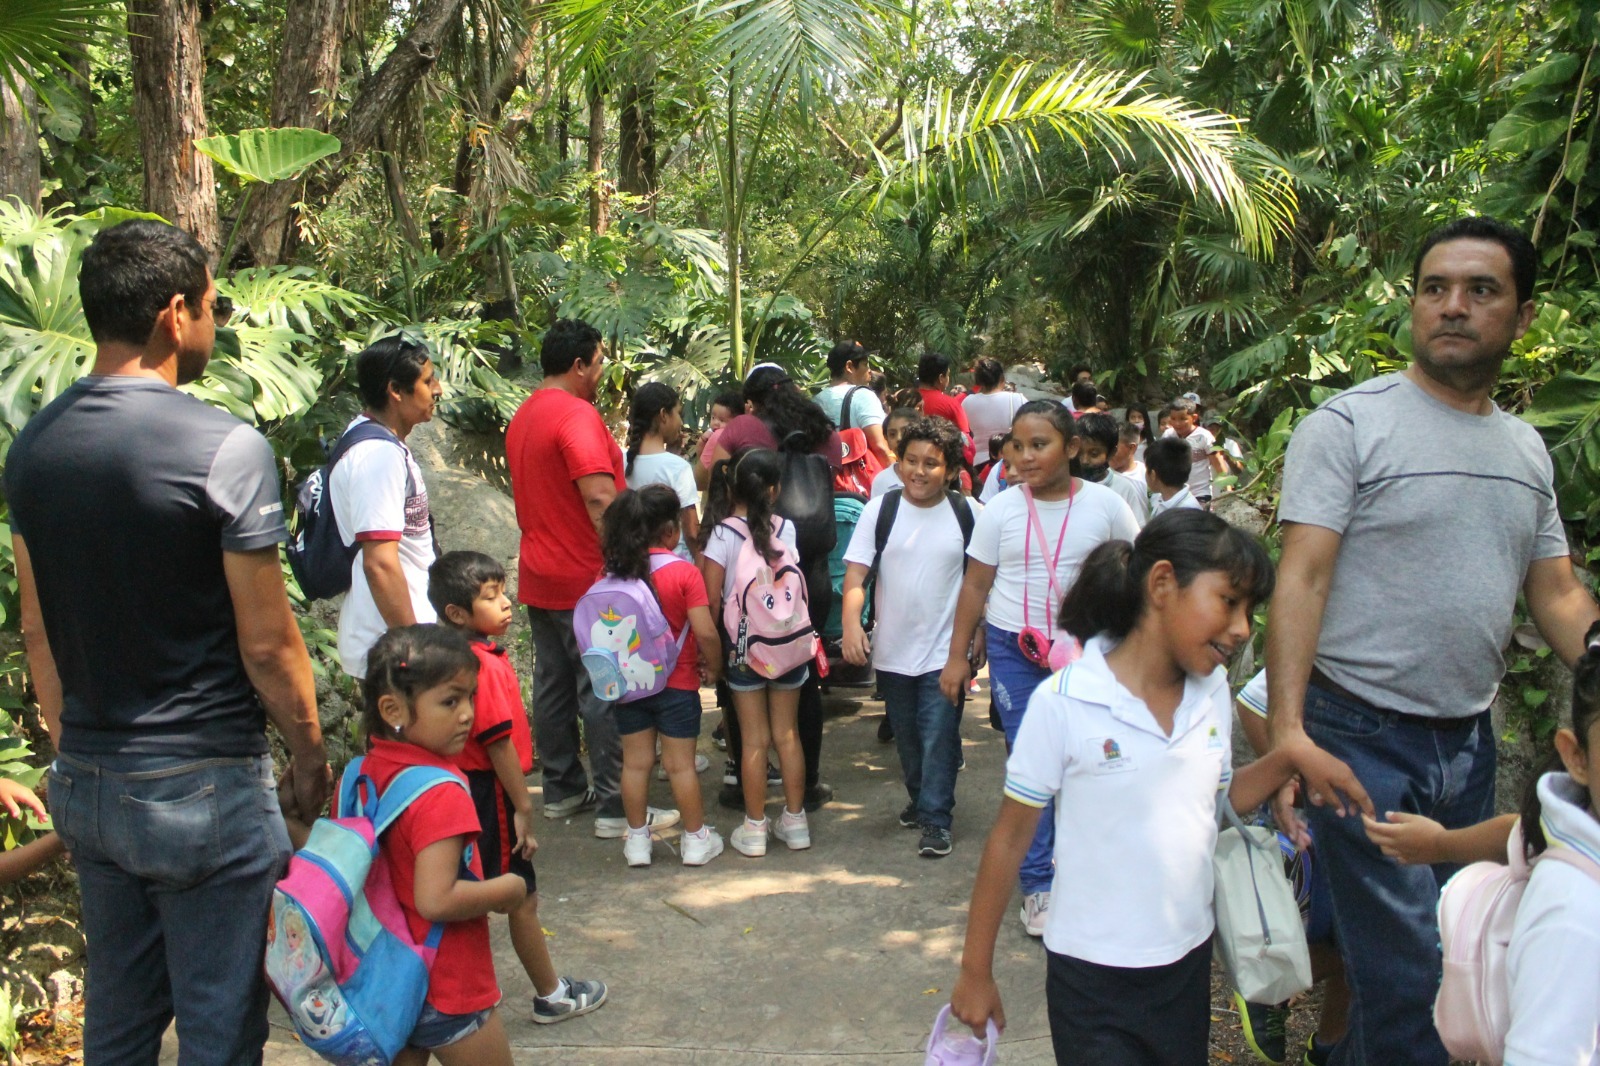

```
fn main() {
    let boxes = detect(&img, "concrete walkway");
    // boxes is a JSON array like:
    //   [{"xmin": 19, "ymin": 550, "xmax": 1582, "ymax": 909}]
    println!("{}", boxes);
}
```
[{"xmin": 251, "ymin": 681, "xmax": 1060, "ymax": 1064}]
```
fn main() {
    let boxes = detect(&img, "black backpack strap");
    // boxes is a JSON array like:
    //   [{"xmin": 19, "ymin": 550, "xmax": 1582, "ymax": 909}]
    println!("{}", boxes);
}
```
[
  {"xmin": 862, "ymin": 489, "xmax": 902, "ymax": 630},
  {"xmin": 840, "ymin": 386, "xmax": 864, "ymax": 432},
  {"xmin": 947, "ymin": 490, "xmax": 975, "ymax": 553}
]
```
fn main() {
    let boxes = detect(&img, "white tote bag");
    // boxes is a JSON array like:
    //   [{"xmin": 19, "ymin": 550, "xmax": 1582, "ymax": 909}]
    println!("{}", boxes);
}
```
[{"xmin": 1213, "ymin": 803, "xmax": 1313, "ymax": 1004}]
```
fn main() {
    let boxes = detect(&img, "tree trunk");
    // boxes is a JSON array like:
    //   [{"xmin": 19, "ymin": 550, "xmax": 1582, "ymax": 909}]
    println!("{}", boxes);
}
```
[
  {"xmin": 0, "ymin": 78, "xmax": 41, "ymax": 212},
  {"xmin": 558, "ymin": 90, "xmax": 571, "ymax": 162},
  {"xmin": 617, "ymin": 60, "xmax": 657, "ymax": 210},
  {"xmin": 127, "ymin": 0, "xmax": 219, "ymax": 256},
  {"xmin": 310, "ymin": 0, "xmax": 468, "ymax": 206},
  {"xmin": 377, "ymin": 130, "xmax": 423, "ymax": 252},
  {"xmin": 235, "ymin": 0, "xmax": 348, "ymax": 266},
  {"xmin": 587, "ymin": 79, "xmax": 606, "ymax": 233}
]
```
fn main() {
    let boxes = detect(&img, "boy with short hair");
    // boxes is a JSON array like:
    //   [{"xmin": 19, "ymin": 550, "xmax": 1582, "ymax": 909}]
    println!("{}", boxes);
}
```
[
  {"xmin": 1068, "ymin": 380, "xmax": 1098, "ymax": 417},
  {"xmin": 1161, "ymin": 396, "xmax": 1228, "ymax": 505},
  {"xmin": 839, "ymin": 418, "xmax": 981, "ymax": 858},
  {"xmin": 1076, "ymin": 413, "xmax": 1149, "ymax": 527},
  {"xmin": 1113, "ymin": 420, "xmax": 1147, "ymax": 489},
  {"xmin": 871, "ymin": 406, "xmax": 921, "ymax": 498},
  {"xmin": 428, "ymin": 550, "xmax": 608, "ymax": 1025},
  {"xmin": 1145, "ymin": 437, "xmax": 1202, "ymax": 517}
]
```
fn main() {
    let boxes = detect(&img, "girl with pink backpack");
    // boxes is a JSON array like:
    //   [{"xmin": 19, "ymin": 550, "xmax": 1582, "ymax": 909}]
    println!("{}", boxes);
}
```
[{"xmin": 699, "ymin": 448, "xmax": 818, "ymax": 858}]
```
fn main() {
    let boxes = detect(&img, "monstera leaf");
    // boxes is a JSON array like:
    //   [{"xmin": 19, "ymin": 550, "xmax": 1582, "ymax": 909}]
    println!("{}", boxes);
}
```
[{"xmin": 194, "ymin": 127, "xmax": 341, "ymax": 185}]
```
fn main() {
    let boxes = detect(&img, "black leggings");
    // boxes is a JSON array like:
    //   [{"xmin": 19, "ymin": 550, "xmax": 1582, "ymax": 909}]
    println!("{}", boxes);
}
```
[{"xmin": 721, "ymin": 552, "xmax": 829, "ymax": 789}]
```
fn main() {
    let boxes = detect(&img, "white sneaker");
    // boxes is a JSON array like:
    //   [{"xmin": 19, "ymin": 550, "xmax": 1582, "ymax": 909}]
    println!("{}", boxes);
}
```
[
  {"xmin": 657, "ymin": 753, "xmax": 711, "ymax": 781},
  {"xmin": 623, "ymin": 829, "xmax": 652, "ymax": 867},
  {"xmin": 1020, "ymin": 891, "xmax": 1049, "ymax": 937},
  {"xmin": 731, "ymin": 818, "xmax": 768, "ymax": 857},
  {"xmin": 681, "ymin": 827, "xmax": 724, "ymax": 866},
  {"xmin": 774, "ymin": 809, "xmax": 811, "ymax": 851},
  {"xmin": 595, "ymin": 807, "xmax": 680, "ymax": 839}
]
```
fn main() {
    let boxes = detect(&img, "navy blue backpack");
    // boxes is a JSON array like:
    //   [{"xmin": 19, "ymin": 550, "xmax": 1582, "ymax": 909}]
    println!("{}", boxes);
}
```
[{"xmin": 286, "ymin": 421, "xmax": 413, "ymax": 601}]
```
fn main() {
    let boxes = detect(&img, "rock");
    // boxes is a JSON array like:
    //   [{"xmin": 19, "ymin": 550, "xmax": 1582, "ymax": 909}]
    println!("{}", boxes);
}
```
[
  {"xmin": 1211, "ymin": 492, "xmax": 1270, "ymax": 539},
  {"xmin": 405, "ymin": 420, "xmax": 522, "ymax": 588},
  {"xmin": 1004, "ymin": 363, "xmax": 1067, "ymax": 403}
]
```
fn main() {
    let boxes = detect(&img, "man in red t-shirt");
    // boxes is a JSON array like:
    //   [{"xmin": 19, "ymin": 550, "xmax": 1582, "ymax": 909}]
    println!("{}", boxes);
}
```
[
  {"xmin": 506, "ymin": 320, "xmax": 657, "ymax": 836},
  {"xmin": 916, "ymin": 352, "xmax": 975, "ymax": 467}
]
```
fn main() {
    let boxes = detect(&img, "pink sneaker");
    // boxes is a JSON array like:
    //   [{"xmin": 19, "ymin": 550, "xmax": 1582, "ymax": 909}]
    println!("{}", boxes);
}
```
[{"xmin": 924, "ymin": 1004, "xmax": 997, "ymax": 1066}]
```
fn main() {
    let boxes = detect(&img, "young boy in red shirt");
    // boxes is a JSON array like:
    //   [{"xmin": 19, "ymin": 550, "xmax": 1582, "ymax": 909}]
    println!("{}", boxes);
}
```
[{"xmin": 428, "ymin": 551, "xmax": 608, "ymax": 1024}]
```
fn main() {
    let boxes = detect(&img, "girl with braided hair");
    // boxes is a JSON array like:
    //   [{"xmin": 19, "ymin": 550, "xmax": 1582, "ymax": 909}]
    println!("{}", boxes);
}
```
[{"xmin": 624, "ymin": 381, "xmax": 701, "ymax": 562}]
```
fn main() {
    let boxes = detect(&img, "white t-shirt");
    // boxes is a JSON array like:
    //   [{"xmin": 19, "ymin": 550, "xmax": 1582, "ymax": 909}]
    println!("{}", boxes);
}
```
[
  {"xmin": 843, "ymin": 493, "xmax": 981, "ymax": 676},
  {"xmin": 1004, "ymin": 636, "xmax": 1234, "ymax": 966},
  {"xmin": 967, "ymin": 480, "xmax": 1139, "ymax": 634},
  {"xmin": 814, "ymin": 383, "xmax": 885, "ymax": 429},
  {"xmin": 626, "ymin": 451, "xmax": 700, "ymax": 561},
  {"xmin": 1118, "ymin": 460, "xmax": 1148, "ymax": 489},
  {"xmin": 870, "ymin": 464, "xmax": 903, "ymax": 498},
  {"xmin": 1103, "ymin": 469, "xmax": 1149, "ymax": 528},
  {"xmin": 702, "ymin": 515, "xmax": 798, "ymax": 604},
  {"xmin": 330, "ymin": 417, "xmax": 437, "ymax": 679},
  {"xmin": 962, "ymin": 391, "xmax": 1027, "ymax": 464},
  {"xmin": 1163, "ymin": 426, "xmax": 1216, "ymax": 498},
  {"xmin": 1506, "ymin": 772, "xmax": 1600, "ymax": 1065},
  {"xmin": 1151, "ymin": 485, "xmax": 1203, "ymax": 518}
]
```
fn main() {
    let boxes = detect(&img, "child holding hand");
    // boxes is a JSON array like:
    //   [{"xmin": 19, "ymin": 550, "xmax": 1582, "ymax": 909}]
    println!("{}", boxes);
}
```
[
  {"xmin": 950, "ymin": 510, "xmax": 1369, "ymax": 1064},
  {"xmin": 361, "ymin": 625, "xmax": 526, "ymax": 1064},
  {"xmin": 0, "ymin": 779, "xmax": 64, "ymax": 883},
  {"xmin": 427, "ymin": 554, "xmax": 608, "ymax": 1025}
]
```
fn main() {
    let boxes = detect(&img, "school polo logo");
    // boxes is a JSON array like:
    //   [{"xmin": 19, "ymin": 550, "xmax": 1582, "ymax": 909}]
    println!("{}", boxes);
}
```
[
  {"xmin": 1103, "ymin": 738, "xmax": 1122, "ymax": 762},
  {"xmin": 1090, "ymin": 736, "xmax": 1135, "ymax": 774},
  {"xmin": 1208, "ymin": 726, "xmax": 1223, "ymax": 749}
]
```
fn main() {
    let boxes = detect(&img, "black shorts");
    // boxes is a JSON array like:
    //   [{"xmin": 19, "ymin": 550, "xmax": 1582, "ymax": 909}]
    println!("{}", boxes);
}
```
[
  {"xmin": 466, "ymin": 769, "xmax": 537, "ymax": 894},
  {"xmin": 1045, "ymin": 939, "xmax": 1212, "ymax": 1065}
]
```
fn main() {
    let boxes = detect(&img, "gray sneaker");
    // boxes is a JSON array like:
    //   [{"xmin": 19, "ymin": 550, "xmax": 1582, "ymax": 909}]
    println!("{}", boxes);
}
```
[
  {"xmin": 918, "ymin": 825, "xmax": 952, "ymax": 858},
  {"xmin": 543, "ymin": 788, "xmax": 598, "ymax": 820},
  {"xmin": 898, "ymin": 802, "xmax": 920, "ymax": 829},
  {"xmin": 532, "ymin": 977, "xmax": 608, "ymax": 1024}
]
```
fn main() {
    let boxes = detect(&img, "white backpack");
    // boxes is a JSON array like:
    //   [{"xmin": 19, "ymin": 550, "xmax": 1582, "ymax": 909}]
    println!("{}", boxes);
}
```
[
  {"xmin": 1213, "ymin": 802, "xmax": 1313, "ymax": 1005},
  {"xmin": 1434, "ymin": 819, "xmax": 1600, "ymax": 1063}
]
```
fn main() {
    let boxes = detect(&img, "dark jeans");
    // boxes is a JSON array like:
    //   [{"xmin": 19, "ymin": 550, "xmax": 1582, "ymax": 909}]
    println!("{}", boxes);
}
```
[
  {"xmin": 1301, "ymin": 682, "xmax": 1496, "ymax": 1066},
  {"xmin": 47, "ymin": 752, "xmax": 291, "ymax": 1065},
  {"xmin": 1046, "ymin": 940, "xmax": 1212, "ymax": 1065},
  {"xmin": 877, "ymin": 669, "xmax": 961, "ymax": 830},
  {"xmin": 986, "ymin": 622, "xmax": 1055, "ymax": 894},
  {"xmin": 527, "ymin": 605, "xmax": 623, "ymax": 818},
  {"xmin": 721, "ymin": 552, "xmax": 829, "ymax": 789}
]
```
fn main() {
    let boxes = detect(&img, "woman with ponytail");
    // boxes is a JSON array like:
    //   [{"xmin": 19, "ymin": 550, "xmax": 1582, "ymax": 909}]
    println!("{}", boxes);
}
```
[
  {"xmin": 949, "ymin": 509, "xmax": 1321, "ymax": 1064},
  {"xmin": 624, "ymin": 381, "xmax": 700, "ymax": 561}
]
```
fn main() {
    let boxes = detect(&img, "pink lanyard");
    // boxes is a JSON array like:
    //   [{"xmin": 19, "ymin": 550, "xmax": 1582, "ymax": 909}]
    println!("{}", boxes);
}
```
[{"xmin": 1021, "ymin": 483, "xmax": 1075, "ymax": 633}]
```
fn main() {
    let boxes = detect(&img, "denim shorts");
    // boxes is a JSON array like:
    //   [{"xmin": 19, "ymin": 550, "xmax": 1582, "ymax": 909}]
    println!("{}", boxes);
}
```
[
  {"xmin": 407, "ymin": 1003, "xmax": 493, "ymax": 1049},
  {"xmin": 722, "ymin": 637, "xmax": 809, "ymax": 692},
  {"xmin": 613, "ymin": 687, "xmax": 703, "ymax": 738}
]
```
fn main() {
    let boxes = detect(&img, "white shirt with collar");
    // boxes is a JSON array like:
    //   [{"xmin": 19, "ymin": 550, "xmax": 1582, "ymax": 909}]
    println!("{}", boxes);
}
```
[
  {"xmin": 1151, "ymin": 485, "xmax": 1202, "ymax": 518},
  {"xmin": 1506, "ymin": 772, "xmax": 1600, "ymax": 1065},
  {"xmin": 1004, "ymin": 635, "xmax": 1234, "ymax": 967}
]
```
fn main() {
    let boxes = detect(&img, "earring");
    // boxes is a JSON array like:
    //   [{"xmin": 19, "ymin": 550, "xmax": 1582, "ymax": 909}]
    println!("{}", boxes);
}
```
[{"xmin": 393, "ymin": 723, "xmax": 402, "ymax": 737}]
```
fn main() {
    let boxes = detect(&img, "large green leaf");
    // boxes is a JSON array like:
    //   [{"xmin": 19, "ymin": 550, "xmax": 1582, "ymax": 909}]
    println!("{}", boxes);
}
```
[
  {"xmin": 193, "ymin": 127, "xmax": 342, "ymax": 185},
  {"xmin": 0, "ymin": 204, "xmax": 101, "ymax": 432},
  {"xmin": 1522, "ymin": 371, "xmax": 1600, "ymax": 525}
]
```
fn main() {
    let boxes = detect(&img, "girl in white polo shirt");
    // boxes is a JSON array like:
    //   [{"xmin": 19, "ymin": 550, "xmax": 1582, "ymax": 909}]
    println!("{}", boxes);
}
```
[{"xmin": 949, "ymin": 509, "xmax": 1322, "ymax": 1065}]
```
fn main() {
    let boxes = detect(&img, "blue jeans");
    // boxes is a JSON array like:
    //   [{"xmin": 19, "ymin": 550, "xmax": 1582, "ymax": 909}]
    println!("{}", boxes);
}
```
[
  {"xmin": 986, "ymin": 623, "xmax": 1055, "ymax": 895},
  {"xmin": 47, "ymin": 752, "xmax": 292, "ymax": 1066},
  {"xmin": 1300, "ymin": 683, "xmax": 1496, "ymax": 1066},
  {"xmin": 877, "ymin": 670, "xmax": 962, "ymax": 831}
]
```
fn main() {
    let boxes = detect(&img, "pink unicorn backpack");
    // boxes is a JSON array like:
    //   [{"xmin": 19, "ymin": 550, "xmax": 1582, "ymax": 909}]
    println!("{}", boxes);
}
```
[
  {"xmin": 265, "ymin": 758, "xmax": 471, "ymax": 1065},
  {"xmin": 1434, "ymin": 819, "xmax": 1600, "ymax": 1063},
  {"xmin": 721, "ymin": 516, "xmax": 817, "ymax": 678},
  {"xmin": 573, "ymin": 554, "xmax": 689, "ymax": 704}
]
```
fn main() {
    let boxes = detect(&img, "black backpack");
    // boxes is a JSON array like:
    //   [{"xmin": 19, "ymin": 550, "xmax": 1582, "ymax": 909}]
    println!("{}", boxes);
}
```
[
  {"xmin": 863, "ymin": 487, "xmax": 975, "ymax": 629},
  {"xmin": 286, "ymin": 421, "xmax": 414, "ymax": 601},
  {"xmin": 772, "ymin": 429, "xmax": 838, "ymax": 564}
]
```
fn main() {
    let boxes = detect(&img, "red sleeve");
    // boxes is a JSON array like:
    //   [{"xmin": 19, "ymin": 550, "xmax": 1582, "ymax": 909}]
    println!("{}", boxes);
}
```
[
  {"xmin": 395, "ymin": 782, "xmax": 482, "ymax": 858},
  {"xmin": 558, "ymin": 408, "xmax": 625, "ymax": 486}
]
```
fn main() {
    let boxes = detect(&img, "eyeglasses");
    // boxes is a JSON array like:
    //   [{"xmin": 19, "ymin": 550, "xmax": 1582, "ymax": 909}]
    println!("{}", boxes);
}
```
[{"xmin": 212, "ymin": 295, "xmax": 235, "ymax": 327}]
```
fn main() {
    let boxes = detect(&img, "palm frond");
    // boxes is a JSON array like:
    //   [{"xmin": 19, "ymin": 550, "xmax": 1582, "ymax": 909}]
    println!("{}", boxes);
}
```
[
  {"xmin": 0, "ymin": 0, "xmax": 119, "ymax": 101},
  {"xmin": 696, "ymin": 0, "xmax": 901, "ymax": 115},
  {"xmin": 873, "ymin": 60, "xmax": 1297, "ymax": 257}
]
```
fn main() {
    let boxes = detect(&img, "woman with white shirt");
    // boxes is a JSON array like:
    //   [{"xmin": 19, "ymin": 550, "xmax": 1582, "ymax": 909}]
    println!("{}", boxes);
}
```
[{"xmin": 961, "ymin": 358, "xmax": 1027, "ymax": 474}]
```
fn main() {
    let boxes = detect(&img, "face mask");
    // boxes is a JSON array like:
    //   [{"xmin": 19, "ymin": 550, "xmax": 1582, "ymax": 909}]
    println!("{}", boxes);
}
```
[{"xmin": 1079, "ymin": 462, "xmax": 1109, "ymax": 483}]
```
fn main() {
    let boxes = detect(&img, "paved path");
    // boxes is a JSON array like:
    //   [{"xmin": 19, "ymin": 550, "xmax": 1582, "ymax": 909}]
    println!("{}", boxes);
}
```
[{"xmin": 243, "ymin": 680, "xmax": 1062, "ymax": 1064}]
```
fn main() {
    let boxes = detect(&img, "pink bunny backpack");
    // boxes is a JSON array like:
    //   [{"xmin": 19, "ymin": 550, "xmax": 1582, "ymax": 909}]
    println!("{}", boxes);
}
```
[{"xmin": 925, "ymin": 1004, "xmax": 998, "ymax": 1066}]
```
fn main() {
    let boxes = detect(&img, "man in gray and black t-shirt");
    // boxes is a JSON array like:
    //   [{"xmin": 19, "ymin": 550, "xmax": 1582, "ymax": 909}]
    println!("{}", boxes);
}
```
[
  {"xmin": 1266, "ymin": 217, "xmax": 1600, "ymax": 1066},
  {"xmin": 6, "ymin": 221, "xmax": 329, "ymax": 1064}
]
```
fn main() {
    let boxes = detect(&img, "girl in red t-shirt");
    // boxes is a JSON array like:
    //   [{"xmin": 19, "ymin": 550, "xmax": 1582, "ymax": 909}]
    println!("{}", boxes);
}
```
[
  {"xmin": 362, "ymin": 625, "xmax": 528, "ymax": 1065},
  {"xmin": 599, "ymin": 485, "xmax": 725, "ymax": 867}
]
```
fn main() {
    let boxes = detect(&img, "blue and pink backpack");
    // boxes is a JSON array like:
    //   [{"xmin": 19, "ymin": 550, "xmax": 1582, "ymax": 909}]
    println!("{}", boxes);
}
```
[
  {"xmin": 264, "ymin": 758, "xmax": 471, "ymax": 1065},
  {"xmin": 574, "ymin": 554, "xmax": 690, "ymax": 703}
]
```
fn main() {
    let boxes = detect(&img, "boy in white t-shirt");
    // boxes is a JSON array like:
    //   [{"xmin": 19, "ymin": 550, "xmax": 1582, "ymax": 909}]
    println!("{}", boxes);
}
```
[
  {"xmin": 1111, "ymin": 420, "xmax": 1147, "ymax": 489},
  {"xmin": 1076, "ymin": 413, "xmax": 1148, "ymax": 527},
  {"xmin": 1146, "ymin": 437, "xmax": 1203, "ymax": 518},
  {"xmin": 840, "ymin": 418, "xmax": 980, "ymax": 857},
  {"xmin": 331, "ymin": 335, "xmax": 443, "ymax": 679},
  {"xmin": 1161, "ymin": 396, "xmax": 1227, "ymax": 504}
]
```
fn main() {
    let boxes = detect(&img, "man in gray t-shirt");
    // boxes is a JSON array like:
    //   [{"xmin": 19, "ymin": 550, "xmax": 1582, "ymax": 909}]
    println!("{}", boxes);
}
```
[{"xmin": 1266, "ymin": 218, "xmax": 1600, "ymax": 1066}]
